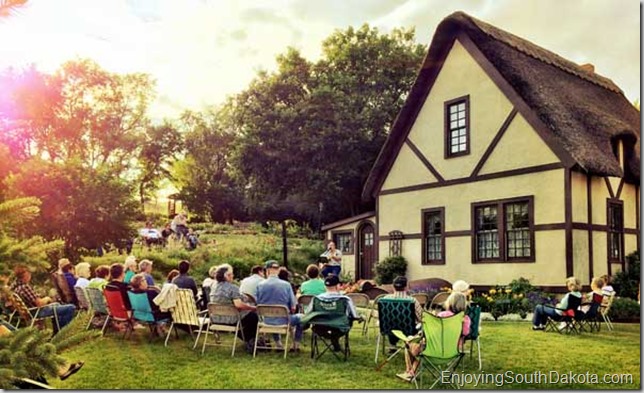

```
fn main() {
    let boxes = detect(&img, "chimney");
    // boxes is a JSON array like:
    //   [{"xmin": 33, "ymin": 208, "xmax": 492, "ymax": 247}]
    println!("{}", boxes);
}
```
[{"xmin": 579, "ymin": 63, "xmax": 595, "ymax": 73}]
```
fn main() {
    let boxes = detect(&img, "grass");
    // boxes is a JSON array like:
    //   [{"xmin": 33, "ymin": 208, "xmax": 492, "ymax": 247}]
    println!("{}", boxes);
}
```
[{"xmin": 50, "ymin": 317, "xmax": 640, "ymax": 390}]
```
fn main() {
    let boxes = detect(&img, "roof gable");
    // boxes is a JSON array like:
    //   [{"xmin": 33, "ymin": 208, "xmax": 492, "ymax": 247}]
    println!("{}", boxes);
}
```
[{"xmin": 362, "ymin": 11, "xmax": 640, "ymax": 200}]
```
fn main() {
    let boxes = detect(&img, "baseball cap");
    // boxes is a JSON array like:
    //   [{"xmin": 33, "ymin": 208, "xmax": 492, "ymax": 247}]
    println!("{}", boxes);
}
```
[
  {"xmin": 393, "ymin": 276, "xmax": 407, "ymax": 290},
  {"xmin": 324, "ymin": 275, "xmax": 340, "ymax": 287},
  {"xmin": 264, "ymin": 260, "xmax": 280, "ymax": 269}
]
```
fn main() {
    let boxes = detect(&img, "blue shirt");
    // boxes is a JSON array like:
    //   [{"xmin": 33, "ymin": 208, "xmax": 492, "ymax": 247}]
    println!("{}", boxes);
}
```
[{"xmin": 256, "ymin": 276, "xmax": 297, "ymax": 325}]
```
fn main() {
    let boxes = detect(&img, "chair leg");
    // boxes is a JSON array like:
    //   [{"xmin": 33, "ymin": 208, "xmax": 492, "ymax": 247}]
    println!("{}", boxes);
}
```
[
  {"xmin": 253, "ymin": 326, "xmax": 260, "ymax": 358},
  {"xmin": 100, "ymin": 315, "xmax": 110, "ymax": 335},
  {"xmin": 283, "ymin": 328, "xmax": 290, "ymax": 359},
  {"xmin": 231, "ymin": 322, "xmax": 239, "ymax": 357},
  {"xmin": 165, "ymin": 322, "xmax": 175, "ymax": 347},
  {"xmin": 374, "ymin": 333, "xmax": 381, "ymax": 364},
  {"xmin": 201, "ymin": 322, "xmax": 210, "ymax": 354},
  {"xmin": 85, "ymin": 313, "xmax": 95, "ymax": 331}
]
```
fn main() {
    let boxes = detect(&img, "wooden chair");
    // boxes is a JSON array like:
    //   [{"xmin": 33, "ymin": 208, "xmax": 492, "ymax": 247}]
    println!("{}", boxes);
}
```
[
  {"xmin": 202, "ymin": 303, "xmax": 244, "ymax": 356},
  {"xmin": 254, "ymin": 305, "xmax": 291, "ymax": 359},
  {"xmin": 165, "ymin": 289, "xmax": 209, "ymax": 348},
  {"xmin": 10, "ymin": 292, "xmax": 60, "ymax": 332}
]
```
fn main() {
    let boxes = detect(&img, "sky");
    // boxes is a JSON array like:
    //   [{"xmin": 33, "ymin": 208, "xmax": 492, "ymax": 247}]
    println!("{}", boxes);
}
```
[{"xmin": 0, "ymin": 0, "xmax": 639, "ymax": 120}]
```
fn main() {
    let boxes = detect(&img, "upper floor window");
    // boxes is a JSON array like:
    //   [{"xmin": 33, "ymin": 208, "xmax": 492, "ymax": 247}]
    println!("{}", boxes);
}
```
[
  {"xmin": 607, "ymin": 200, "xmax": 624, "ymax": 262},
  {"xmin": 422, "ymin": 207, "xmax": 445, "ymax": 264},
  {"xmin": 472, "ymin": 196, "xmax": 534, "ymax": 263},
  {"xmin": 444, "ymin": 95, "xmax": 470, "ymax": 158}
]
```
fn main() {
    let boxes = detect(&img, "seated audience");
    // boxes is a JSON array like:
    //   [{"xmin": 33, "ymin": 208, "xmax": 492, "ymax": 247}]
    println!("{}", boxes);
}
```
[
  {"xmin": 59, "ymin": 258, "xmax": 77, "ymax": 291},
  {"xmin": 141, "ymin": 221, "xmax": 163, "ymax": 248},
  {"xmin": 398, "ymin": 292, "xmax": 470, "ymax": 382},
  {"xmin": 309, "ymin": 274, "xmax": 360, "ymax": 352},
  {"xmin": 299, "ymin": 264, "xmax": 326, "ymax": 296},
  {"xmin": 166, "ymin": 269, "xmax": 180, "ymax": 285},
  {"xmin": 278, "ymin": 266, "xmax": 297, "ymax": 296},
  {"xmin": 209, "ymin": 264, "xmax": 258, "ymax": 352},
  {"xmin": 10, "ymin": 266, "xmax": 77, "ymax": 334},
  {"xmin": 257, "ymin": 261, "xmax": 304, "ymax": 352},
  {"xmin": 239, "ymin": 265, "xmax": 265, "ymax": 300},
  {"xmin": 580, "ymin": 276, "xmax": 605, "ymax": 313},
  {"xmin": 129, "ymin": 273, "xmax": 170, "ymax": 322},
  {"xmin": 123, "ymin": 256, "xmax": 138, "ymax": 284},
  {"xmin": 600, "ymin": 274, "xmax": 614, "ymax": 296},
  {"xmin": 138, "ymin": 259, "xmax": 156, "ymax": 287},
  {"xmin": 186, "ymin": 228, "xmax": 199, "ymax": 250},
  {"xmin": 74, "ymin": 263, "xmax": 91, "ymax": 289},
  {"xmin": 383, "ymin": 276, "xmax": 423, "ymax": 346},
  {"xmin": 104, "ymin": 263, "xmax": 132, "ymax": 310},
  {"xmin": 88, "ymin": 265, "xmax": 110, "ymax": 290},
  {"xmin": 531, "ymin": 276, "xmax": 581, "ymax": 331},
  {"xmin": 171, "ymin": 260, "xmax": 198, "ymax": 301}
]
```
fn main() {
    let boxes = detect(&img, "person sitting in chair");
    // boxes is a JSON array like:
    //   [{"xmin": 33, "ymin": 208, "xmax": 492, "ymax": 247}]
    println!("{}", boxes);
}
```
[
  {"xmin": 531, "ymin": 276, "xmax": 581, "ymax": 331},
  {"xmin": 10, "ymin": 266, "xmax": 77, "ymax": 335},
  {"xmin": 140, "ymin": 222, "xmax": 162, "ymax": 249},
  {"xmin": 320, "ymin": 242, "xmax": 342, "ymax": 278},
  {"xmin": 310, "ymin": 274, "xmax": 360, "ymax": 352},
  {"xmin": 129, "ymin": 273, "xmax": 170, "ymax": 322},
  {"xmin": 383, "ymin": 276, "xmax": 423, "ymax": 348},
  {"xmin": 397, "ymin": 291, "xmax": 471, "ymax": 383}
]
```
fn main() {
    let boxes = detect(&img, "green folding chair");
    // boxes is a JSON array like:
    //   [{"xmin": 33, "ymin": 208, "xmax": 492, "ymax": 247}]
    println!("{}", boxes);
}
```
[
  {"xmin": 413, "ymin": 311, "xmax": 465, "ymax": 389},
  {"xmin": 463, "ymin": 303, "xmax": 482, "ymax": 370}
]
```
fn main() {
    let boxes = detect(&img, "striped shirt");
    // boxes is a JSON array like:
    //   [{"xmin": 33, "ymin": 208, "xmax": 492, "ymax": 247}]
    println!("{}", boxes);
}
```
[{"xmin": 11, "ymin": 280, "xmax": 40, "ymax": 308}]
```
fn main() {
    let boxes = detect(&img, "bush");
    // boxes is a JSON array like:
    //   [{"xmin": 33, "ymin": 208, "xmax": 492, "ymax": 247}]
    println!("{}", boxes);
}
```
[
  {"xmin": 373, "ymin": 256, "xmax": 407, "ymax": 285},
  {"xmin": 613, "ymin": 250, "xmax": 640, "ymax": 300},
  {"xmin": 608, "ymin": 297, "xmax": 640, "ymax": 320}
]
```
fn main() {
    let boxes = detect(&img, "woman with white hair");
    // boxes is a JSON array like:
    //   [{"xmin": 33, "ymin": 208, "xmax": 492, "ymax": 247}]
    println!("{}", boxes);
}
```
[
  {"xmin": 74, "ymin": 263, "xmax": 92, "ymax": 288},
  {"xmin": 123, "ymin": 255, "xmax": 138, "ymax": 284}
]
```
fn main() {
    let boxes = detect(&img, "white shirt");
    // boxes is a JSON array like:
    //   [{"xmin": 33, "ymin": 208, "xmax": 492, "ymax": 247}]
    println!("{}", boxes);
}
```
[{"xmin": 239, "ymin": 274, "xmax": 265, "ymax": 299}]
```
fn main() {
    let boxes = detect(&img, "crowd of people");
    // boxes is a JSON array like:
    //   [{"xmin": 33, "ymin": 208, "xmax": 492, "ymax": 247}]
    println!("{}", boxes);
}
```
[
  {"xmin": 3, "ymin": 249, "xmax": 619, "ymax": 386},
  {"xmin": 139, "ymin": 212, "xmax": 200, "ymax": 251}
]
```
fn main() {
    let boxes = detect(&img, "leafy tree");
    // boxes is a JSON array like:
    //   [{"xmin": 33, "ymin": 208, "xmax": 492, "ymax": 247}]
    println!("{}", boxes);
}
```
[
  {"xmin": 137, "ymin": 121, "xmax": 183, "ymax": 207},
  {"xmin": 173, "ymin": 110, "xmax": 244, "ymax": 223},
  {"xmin": 228, "ymin": 25, "xmax": 425, "ymax": 225},
  {"xmin": 6, "ymin": 160, "xmax": 139, "ymax": 257}
]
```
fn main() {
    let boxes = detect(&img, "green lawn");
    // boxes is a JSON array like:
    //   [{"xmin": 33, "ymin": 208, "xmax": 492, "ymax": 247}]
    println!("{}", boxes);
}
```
[{"xmin": 50, "ymin": 317, "xmax": 640, "ymax": 390}]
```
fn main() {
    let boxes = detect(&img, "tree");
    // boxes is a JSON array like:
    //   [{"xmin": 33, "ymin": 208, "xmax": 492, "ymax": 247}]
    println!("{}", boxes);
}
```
[
  {"xmin": 228, "ymin": 25, "xmax": 425, "ymax": 225},
  {"xmin": 173, "ymin": 110, "xmax": 244, "ymax": 223},
  {"xmin": 6, "ymin": 160, "xmax": 139, "ymax": 257},
  {"xmin": 137, "ymin": 121, "xmax": 183, "ymax": 207},
  {"xmin": 0, "ymin": 0, "xmax": 27, "ymax": 18}
]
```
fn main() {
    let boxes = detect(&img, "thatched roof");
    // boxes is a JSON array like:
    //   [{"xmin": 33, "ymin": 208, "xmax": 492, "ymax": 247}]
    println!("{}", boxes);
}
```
[{"xmin": 363, "ymin": 11, "xmax": 640, "ymax": 200}]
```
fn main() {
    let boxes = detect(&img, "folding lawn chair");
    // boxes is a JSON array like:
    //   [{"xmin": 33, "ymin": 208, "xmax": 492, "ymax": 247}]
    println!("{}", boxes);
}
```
[
  {"xmin": 301, "ymin": 297, "xmax": 354, "ymax": 361},
  {"xmin": 576, "ymin": 293, "xmax": 605, "ymax": 333},
  {"xmin": 85, "ymin": 287, "xmax": 111, "ymax": 334},
  {"xmin": 346, "ymin": 293, "xmax": 370, "ymax": 335},
  {"xmin": 462, "ymin": 303, "xmax": 482, "ymax": 370},
  {"xmin": 544, "ymin": 294, "xmax": 582, "ymax": 334},
  {"xmin": 599, "ymin": 292, "xmax": 615, "ymax": 331},
  {"xmin": 74, "ymin": 287, "xmax": 90, "ymax": 314},
  {"xmin": 165, "ymin": 288, "xmax": 209, "ymax": 348},
  {"xmin": 412, "ymin": 293, "xmax": 429, "ymax": 309},
  {"xmin": 254, "ymin": 304, "xmax": 292, "ymax": 359},
  {"xmin": 203, "ymin": 303, "xmax": 245, "ymax": 356},
  {"xmin": 10, "ymin": 292, "xmax": 60, "ymax": 332},
  {"xmin": 412, "ymin": 311, "xmax": 465, "ymax": 389},
  {"xmin": 374, "ymin": 297, "xmax": 417, "ymax": 367},
  {"xmin": 363, "ymin": 293, "xmax": 387, "ymax": 337},
  {"xmin": 128, "ymin": 291, "xmax": 171, "ymax": 341},
  {"xmin": 103, "ymin": 288, "xmax": 134, "ymax": 339},
  {"xmin": 428, "ymin": 292, "xmax": 449, "ymax": 312}
]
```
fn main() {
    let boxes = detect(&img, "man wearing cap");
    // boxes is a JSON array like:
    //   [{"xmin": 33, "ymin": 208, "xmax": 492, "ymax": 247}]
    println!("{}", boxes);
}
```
[
  {"xmin": 256, "ymin": 260, "xmax": 304, "ymax": 352},
  {"xmin": 383, "ymin": 276, "xmax": 423, "ymax": 348},
  {"xmin": 310, "ymin": 274, "xmax": 361, "ymax": 351}
]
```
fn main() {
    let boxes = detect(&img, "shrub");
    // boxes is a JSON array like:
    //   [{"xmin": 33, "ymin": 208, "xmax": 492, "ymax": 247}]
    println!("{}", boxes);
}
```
[
  {"xmin": 373, "ymin": 256, "xmax": 407, "ymax": 285},
  {"xmin": 608, "ymin": 297, "xmax": 641, "ymax": 320},
  {"xmin": 613, "ymin": 250, "xmax": 640, "ymax": 300}
]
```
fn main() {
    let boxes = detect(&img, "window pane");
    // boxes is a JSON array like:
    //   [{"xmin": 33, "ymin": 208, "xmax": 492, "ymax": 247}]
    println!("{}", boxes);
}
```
[
  {"xmin": 424, "ymin": 211, "xmax": 443, "ymax": 262},
  {"xmin": 476, "ymin": 205, "xmax": 499, "ymax": 259}
]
